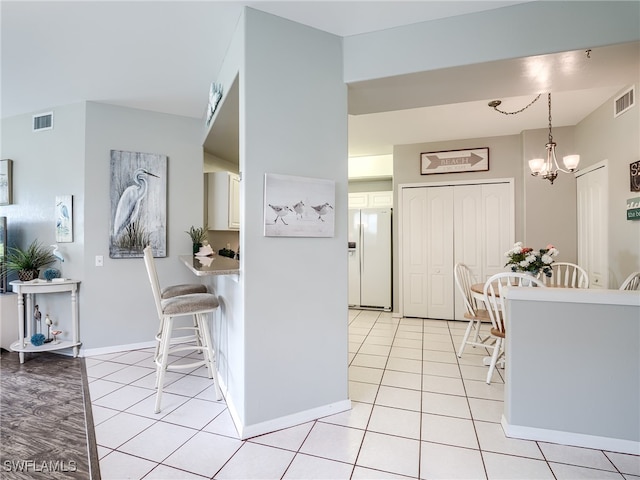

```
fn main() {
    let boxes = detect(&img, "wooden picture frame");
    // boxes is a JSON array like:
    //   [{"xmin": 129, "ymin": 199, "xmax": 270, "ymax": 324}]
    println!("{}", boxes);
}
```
[
  {"xmin": 0, "ymin": 159, "xmax": 13, "ymax": 205},
  {"xmin": 420, "ymin": 148, "xmax": 489, "ymax": 175}
]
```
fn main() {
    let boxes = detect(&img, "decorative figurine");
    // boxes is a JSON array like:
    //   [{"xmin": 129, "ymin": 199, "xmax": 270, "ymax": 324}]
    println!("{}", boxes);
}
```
[
  {"xmin": 34, "ymin": 305, "xmax": 42, "ymax": 333},
  {"xmin": 44, "ymin": 314, "xmax": 53, "ymax": 343},
  {"xmin": 51, "ymin": 330, "xmax": 62, "ymax": 344}
]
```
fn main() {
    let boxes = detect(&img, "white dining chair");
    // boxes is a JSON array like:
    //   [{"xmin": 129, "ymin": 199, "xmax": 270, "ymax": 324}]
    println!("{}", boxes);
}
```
[
  {"xmin": 454, "ymin": 263, "xmax": 492, "ymax": 358},
  {"xmin": 619, "ymin": 271, "xmax": 640, "ymax": 291},
  {"xmin": 483, "ymin": 272, "xmax": 546, "ymax": 385},
  {"xmin": 143, "ymin": 246, "xmax": 222, "ymax": 413},
  {"xmin": 543, "ymin": 262, "xmax": 589, "ymax": 288}
]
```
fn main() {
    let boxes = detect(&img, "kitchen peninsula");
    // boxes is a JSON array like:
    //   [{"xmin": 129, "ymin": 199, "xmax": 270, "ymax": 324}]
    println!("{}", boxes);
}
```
[{"xmin": 179, "ymin": 254, "xmax": 239, "ymax": 277}]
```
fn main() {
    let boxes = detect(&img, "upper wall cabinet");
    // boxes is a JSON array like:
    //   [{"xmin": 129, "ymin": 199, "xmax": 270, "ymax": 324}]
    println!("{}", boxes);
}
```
[
  {"xmin": 348, "ymin": 191, "xmax": 393, "ymax": 209},
  {"xmin": 208, "ymin": 172, "xmax": 240, "ymax": 231}
]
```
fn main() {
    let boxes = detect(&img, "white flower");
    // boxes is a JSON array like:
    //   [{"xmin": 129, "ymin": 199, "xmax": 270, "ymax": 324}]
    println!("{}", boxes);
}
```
[
  {"xmin": 541, "ymin": 254, "xmax": 553, "ymax": 264},
  {"xmin": 548, "ymin": 247, "xmax": 559, "ymax": 256},
  {"xmin": 519, "ymin": 260, "xmax": 529, "ymax": 267},
  {"xmin": 526, "ymin": 253, "xmax": 536, "ymax": 263}
]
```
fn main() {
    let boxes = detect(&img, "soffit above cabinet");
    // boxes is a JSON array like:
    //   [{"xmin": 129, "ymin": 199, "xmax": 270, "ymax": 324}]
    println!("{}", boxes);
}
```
[{"xmin": 204, "ymin": 76, "xmax": 239, "ymax": 165}]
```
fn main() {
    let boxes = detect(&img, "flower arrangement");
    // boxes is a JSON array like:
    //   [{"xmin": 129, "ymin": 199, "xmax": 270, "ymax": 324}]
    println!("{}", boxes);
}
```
[{"xmin": 504, "ymin": 242, "xmax": 559, "ymax": 277}]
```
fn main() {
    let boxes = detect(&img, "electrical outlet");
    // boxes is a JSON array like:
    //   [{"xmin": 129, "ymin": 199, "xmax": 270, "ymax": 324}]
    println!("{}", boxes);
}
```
[{"xmin": 95, "ymin": 255, "xmax": 104, "ymax": 267}]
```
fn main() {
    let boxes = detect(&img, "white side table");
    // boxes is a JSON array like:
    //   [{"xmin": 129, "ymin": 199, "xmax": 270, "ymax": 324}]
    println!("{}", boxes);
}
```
[{"xmin": 9, "ymin": 279, "xmax": 81, "ymax": 363}]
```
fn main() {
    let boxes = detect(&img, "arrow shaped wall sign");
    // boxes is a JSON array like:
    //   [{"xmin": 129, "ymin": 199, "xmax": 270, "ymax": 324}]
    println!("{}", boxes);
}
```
[{"xmin": 420, "ymin": 148, "xmax": 489, "ymax": 175}]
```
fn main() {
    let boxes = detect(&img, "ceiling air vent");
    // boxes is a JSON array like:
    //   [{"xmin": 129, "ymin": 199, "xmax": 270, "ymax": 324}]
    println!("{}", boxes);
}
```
[
  {"xmin": 614, "ymin": 86, "xmax": 635, "ymax": 118},
  {"xmin": 32, "ymin": 112, "xmax": 53, "ymax": 132}
]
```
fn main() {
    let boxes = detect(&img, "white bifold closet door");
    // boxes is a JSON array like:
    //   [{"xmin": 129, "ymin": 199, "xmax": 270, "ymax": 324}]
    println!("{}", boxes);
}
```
[
  {"xmin": 577, "ymin": 163, "xmax": 608, "ymax": 288},
  {"xmin": 402, "ymin": 182, "xmax": 513, "ymax": 320}
]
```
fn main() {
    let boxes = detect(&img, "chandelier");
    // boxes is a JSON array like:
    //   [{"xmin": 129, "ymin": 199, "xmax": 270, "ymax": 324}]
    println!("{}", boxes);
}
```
[
  {"xmin": 528, "ymin": 93, "xmax": 580, "ymax": 184},
  {"xmin": 489, "ymin": 92, "xmax": 580, "ymax": 184}
]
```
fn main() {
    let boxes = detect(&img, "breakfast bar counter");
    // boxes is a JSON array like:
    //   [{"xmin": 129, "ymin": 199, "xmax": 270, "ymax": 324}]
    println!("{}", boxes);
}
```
[{"xmin": 179, "ymin": 255, "xmax": 240, "ymax": 277}]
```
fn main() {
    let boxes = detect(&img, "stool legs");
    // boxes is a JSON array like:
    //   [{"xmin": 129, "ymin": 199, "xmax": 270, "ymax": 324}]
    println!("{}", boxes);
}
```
[
  {"xmin": 154, "ymin": 311, "xmax": 221, "ymax": 413},
  {"xmin": 155, "ymin": 316, "xmax": 174, "ymax": 413},
  {"xmin": 197, "ymin": 313, "xmax": 222, "ymax": 401}
]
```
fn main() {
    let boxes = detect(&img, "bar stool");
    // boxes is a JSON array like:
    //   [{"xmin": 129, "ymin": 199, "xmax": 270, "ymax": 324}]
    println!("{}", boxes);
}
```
[{"xmin": 143, "ymin": 246, "xmax": 222, "ymax": 413}]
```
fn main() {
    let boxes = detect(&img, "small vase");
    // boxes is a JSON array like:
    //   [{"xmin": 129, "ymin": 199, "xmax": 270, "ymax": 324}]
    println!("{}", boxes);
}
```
[{"xmin": 192, "ymin": 243, "xmax": 202, "ymax": 255}]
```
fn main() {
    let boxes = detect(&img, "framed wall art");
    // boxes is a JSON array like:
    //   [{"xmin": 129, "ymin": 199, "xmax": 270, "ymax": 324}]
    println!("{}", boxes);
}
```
[
  {"xmin": 109, "ymin": 150, "xmax": 167, "ymax": 258},
  {"xmin": 420, "ymin": 148, "xmax": 489, "ymax": 175},
  {"xmin": 264, "ymin": 173, "xmax": 335, "ymax": 238},
  {"xmin": 630, "ymin": 160, "xmax": 640, "ymax": 192},
  {"xmin": 55, "ymin": 194, "xmax": 73, "ymax": 242},
  {"xmin": 0, "ymin": 159, "xmax": 13, "ymax": 205}
]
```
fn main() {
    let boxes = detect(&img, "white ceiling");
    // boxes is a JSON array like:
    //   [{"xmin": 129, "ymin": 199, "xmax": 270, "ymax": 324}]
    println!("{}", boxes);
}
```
[{"xmin": 2, "ymin": 1, "xmax": 638, "ymax": 158}]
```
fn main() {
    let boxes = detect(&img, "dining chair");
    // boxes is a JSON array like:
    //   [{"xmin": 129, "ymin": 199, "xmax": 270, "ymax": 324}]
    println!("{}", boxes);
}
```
[
  {"xmin": 543, "ymin": 262, "xmax": 589, "ymax": 288},
  {"xmin": 619, "ymin": 271, "xmax": 640, "ymax": 291},
  {"xmin": 483, "ymin": 272, "xmax": 546, "ymax": 385},
  {"xmin": 454, "ymin": 263, "xmax": 492, "ymax": 358},
  {"xmin": 143, "ymin": 246, "xmax": 222, "ymax": 413}
]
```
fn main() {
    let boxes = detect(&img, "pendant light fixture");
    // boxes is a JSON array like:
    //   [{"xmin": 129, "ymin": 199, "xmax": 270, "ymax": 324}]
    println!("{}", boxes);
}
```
[
  {"xmin": 488, "ymin": 92, "xmax": 580, "ymax": 184},
  {"xmin": 527, "ymin": 93, "xmax": 580, "ymax": 184}
]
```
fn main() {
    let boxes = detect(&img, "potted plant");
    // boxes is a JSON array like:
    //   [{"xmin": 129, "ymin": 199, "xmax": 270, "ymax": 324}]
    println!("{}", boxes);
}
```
[
  {"xmin": 6, "ymin": 239, "xmax": 56, "ymax": 281},
  {"xmin": 185, "ymin": 226, "xmax": 207, "ymax": 254}
]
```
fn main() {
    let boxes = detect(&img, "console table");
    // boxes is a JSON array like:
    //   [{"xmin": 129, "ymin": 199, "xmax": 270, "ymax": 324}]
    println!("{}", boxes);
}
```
[{"xmin": 9, "ymin": 279, "xmax": 81, "ymax": 363}]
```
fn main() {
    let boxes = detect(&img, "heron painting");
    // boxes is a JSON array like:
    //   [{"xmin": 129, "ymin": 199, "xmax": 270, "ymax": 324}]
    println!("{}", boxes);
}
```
[
  {"xmin": 263, "ymin": 173, "xmax": 335, "ymax": 237},
  {"xmin": 109, "ymin": 150, "xmax": 167, "ymax": 258},
  {"xmin": 55, "ymin": 194, "xmax": 73, "ymax": 242}
]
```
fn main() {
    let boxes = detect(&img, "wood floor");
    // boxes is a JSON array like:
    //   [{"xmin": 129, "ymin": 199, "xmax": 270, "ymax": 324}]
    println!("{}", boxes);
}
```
[{"xmin": 0, "ymin": 349, "xmax": 100, "ymax": 479}]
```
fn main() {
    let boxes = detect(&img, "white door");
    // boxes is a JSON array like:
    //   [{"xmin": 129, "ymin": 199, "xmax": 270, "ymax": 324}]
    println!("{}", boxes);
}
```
[
  {"xmin": 454, "ymin": 185, "xmax": 483, "ymax": 320},
  {"xmin": 403, "ymin": 181, "xmax": 514, "ymax": 320},
  {"xmin": 577, "ymin": 164, "xmax": 608, "ymax": 288},
  {"xmin": 482, "ymin": 183, "xmax": 514, "ymax": 279},
  {"xmin": 452, "ymin": 183, "xmax": 513, "ymax": 320},
  {"xmin": 402, "ymin": 188, "xmax": 429, "ymax": 317},
  {"xmin": 426, "ymin": 187, "xmax": 454, "ymax": 319}
]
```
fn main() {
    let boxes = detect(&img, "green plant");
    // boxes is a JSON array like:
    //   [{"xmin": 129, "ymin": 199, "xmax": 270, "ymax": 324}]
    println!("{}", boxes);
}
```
[
  {"xmin": 186, "ymin": 226, "xmax": 207, "ymax": 244},
  {"xmin": 6, "ymin": 239, "xmax": 56, "ymax": 274}
]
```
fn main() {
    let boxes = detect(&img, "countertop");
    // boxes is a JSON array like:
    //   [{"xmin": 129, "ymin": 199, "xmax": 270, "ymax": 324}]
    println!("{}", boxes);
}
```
[{"xmin": 179, "ymin": 255, "xmax": 240, "ymax": 276}]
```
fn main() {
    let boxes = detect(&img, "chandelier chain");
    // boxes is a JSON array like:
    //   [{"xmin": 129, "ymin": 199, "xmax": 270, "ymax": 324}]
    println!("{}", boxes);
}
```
[
  {"xmin": 547, "ymin": 93, "xmax": 554, "ymax": 144},
  {"xmin": 490, "ymin": 93, "xmax": 542, "ymax": 115}
]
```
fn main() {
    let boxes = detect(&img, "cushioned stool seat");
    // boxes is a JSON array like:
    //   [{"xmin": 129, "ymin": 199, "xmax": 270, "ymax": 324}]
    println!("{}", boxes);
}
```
[{"xmin": 161, "ymin": 283, "xmax": 207, "ymax": 299}]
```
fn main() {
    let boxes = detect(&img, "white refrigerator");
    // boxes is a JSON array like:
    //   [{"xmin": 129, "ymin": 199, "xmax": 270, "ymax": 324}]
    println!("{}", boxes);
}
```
[{"xmin": 348, "ymin": 208, "xmax": 392, "ymax": 310}]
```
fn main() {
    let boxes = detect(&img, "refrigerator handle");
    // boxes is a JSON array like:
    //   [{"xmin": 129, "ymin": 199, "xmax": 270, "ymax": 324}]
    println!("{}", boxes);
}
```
[{"xmin": 359, "ymin": 222, "xmax": 363, "ymax": 272}]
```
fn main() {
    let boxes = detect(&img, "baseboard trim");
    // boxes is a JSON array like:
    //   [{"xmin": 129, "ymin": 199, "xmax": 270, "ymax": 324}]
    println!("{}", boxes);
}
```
[
  {"xmin": 235, "ymin": 399, "xmax": 352, "ymax": 440},
  {"xmin": 501, "ymin": 415, "xmax": 640, "ymax": 455},
  {"xmin": 82, "ymin": 341, "xmax": 156, "ymax": 357}
]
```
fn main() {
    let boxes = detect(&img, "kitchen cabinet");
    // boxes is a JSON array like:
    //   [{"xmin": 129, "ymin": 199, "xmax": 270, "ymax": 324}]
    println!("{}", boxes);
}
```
[
  {"xmin": 348, "ymin": 191, "xmax": 393, "ymax": 208},
  {"xmin": 208, "ymin": 172, "xmax": 240, "ymax": 230}
]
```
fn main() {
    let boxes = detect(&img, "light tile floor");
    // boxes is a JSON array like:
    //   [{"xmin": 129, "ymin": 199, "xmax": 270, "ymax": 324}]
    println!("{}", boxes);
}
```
[{"xmin": 88, "ymin": 310, "xmax": 640, "ymax": 479}]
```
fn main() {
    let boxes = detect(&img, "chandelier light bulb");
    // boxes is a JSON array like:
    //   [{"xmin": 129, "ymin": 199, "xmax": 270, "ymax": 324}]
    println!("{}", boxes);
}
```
[
  {"xmin": 563, "ymin": 154, "xmax": 580, "ymax": 171},
  {"xmin": 529, "ymin": 158, "xmax": 544, "ymax": 174}
]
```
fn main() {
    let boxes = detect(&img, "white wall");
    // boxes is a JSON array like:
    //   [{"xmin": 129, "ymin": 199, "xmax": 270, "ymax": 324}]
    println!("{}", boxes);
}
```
[
  {"xmin": 82, "ymin": 102, "xmax": 205, "ymax": 350},
  {"xmin": 522, "ymin": 125, "xmax": 578, "ymax": 263},
  {"xmin": 343, "ymin": 1, "xmax": 640, "ymax": 83},
  {"xmin": 575, "ymin": 84, "xmax": 640, "ymax": 287},
  {"xmin": 241, "ymin": 8, "xmax": 349, "ymax": 429},
  {"xmin": 0, "ymin": 103, "xmax": 86, "ymax": 340}
]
